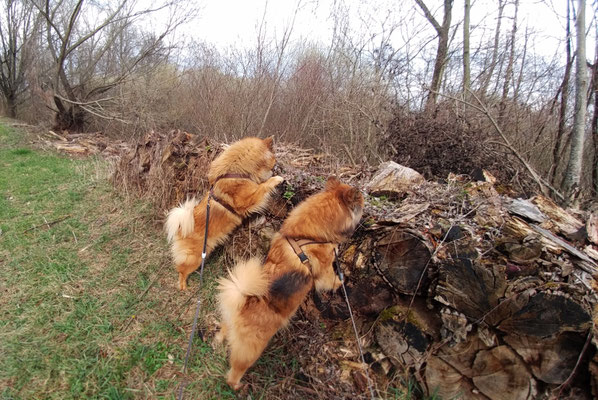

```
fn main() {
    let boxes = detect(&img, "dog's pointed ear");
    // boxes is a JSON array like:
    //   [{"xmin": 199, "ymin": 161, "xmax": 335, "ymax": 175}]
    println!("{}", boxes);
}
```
[
  {"xmin": 341, "ymin": 187, "xmax": 362, "ymax": 208},
  {"xmin": 325, "ymin": 176, "xmax": 341, "ymax": 191},
  {"xmin": 263, "ymin": 136, "xmax": 274, "ymax": 150}
]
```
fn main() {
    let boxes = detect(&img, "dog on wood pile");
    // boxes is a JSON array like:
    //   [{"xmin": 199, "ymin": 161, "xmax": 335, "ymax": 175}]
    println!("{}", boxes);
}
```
[
  {"xmin": 165, "ymin": 136, "xmax": 283, "ymax": 290},
  {"xmin": 215, "ymin": 176, "xmax": 364, "ymax": 389}
]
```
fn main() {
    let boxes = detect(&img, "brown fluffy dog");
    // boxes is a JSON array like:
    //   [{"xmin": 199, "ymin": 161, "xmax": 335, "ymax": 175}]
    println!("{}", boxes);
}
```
[
  {"xmin": 216, "ymin": 176, "xmax": 364, "ymax": 389},
  {"xmin": 165, "ymin": 136, "xmax": 283, "ymax": 290}
]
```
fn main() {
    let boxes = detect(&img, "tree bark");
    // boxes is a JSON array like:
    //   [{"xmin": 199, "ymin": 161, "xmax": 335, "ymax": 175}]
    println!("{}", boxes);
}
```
[
  {"xmin": 551, "ymin": 0, "xmax": 574, "ymax": 186},
  {"xmin": 592, "ymin": 26, "xmax": 598, "ymax": 195},
  {"xmin": 479, "ymin": 0, "xmax": 505, "ymax": 98},
  {"xmin": 415, "ymin": 0, "xmax": 454, "ymax": 111},
  {"xmin": 5, "ymin": 95, "xmax": 17, "ymax": 118},
  {"xmin": 463, "ymin": 0, "xmax": 471, "ymax": 97},
  {"xmin": 562, "ymin": 0, "xmax": 589, "ymax": 205},
  {"xmin": 498, "ymin": 0, "xmax": 519, "ymax": 124}
]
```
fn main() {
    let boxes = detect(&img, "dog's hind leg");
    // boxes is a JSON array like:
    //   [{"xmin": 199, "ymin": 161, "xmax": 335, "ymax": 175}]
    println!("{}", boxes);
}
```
[
  {"xmin": 176, "ymin": 263, "xmax": 197, "ymax": 291},
  {"xmin": 172, "ymin": 239, "xmax": 201, "ymax": 290},
  {"xmin": 226, "ymin": 335, "xmax": 269, "ymax": 390}
]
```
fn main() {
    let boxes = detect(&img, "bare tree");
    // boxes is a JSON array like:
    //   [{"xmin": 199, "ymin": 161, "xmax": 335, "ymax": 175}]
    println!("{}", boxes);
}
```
[
  {"xmin": 463, "ymin": 0, "xmax": 470, "ymax": 96},
  {"xmin": 33, "ymin": 0, "xmax": 193, "ymax": 130},
  {"xmin": 0, "ymin": 0, "xmax": 39, "ymax": 117},
  {"xmin": 591, "ymin": 21, "xmax": 598, "ymax": 195},
  {"xmin": 498, "ymin": 0, "xmax": 519, "ymax": 123},
  {"xmin": 550, "ymin": 0, "xmax": 574, "ymax": 185},
  {"xmin": 415, "ymin": 0, "xmax": 453, "ymax": 110},
  {"xmin": 479, "ymin": 0, "xmax": 505, "ymax": 98},
  {"xmin": 255, "ymin": 1, "xmax": 300, "ymax": 137},
  {"xmin": 562, "ymin": 0, "xmax": 588, "ymax": 204}
]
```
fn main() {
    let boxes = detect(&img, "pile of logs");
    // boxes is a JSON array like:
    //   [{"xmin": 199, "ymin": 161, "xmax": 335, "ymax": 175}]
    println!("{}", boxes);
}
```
[
  {"xmin": 101, "ymin": 132, "xmax": 598, "ymax": 398},
  {"xmin": 231, "ymin": 160, "xmax": 598, "ymax": 399}
]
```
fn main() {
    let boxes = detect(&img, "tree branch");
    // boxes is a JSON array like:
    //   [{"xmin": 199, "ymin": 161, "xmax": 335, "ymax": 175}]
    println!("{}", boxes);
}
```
[
  {"xmin": 414, "ymin": 0, "xmax": 442, "ymax": 34},
  {"xmin": 434, "ymin": 89, "xmax": 564, "ymax": 201}
]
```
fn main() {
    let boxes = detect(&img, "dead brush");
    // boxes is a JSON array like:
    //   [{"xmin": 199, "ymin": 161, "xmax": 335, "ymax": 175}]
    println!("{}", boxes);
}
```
[{"xmin": 111, "ymin": 129, "xmax": 218, "ymax": 211}]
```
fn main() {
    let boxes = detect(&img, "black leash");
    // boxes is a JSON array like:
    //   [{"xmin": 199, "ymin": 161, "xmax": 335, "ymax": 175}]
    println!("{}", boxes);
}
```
[
  {"xmin": 296, "ymin": 244, "xmax": 376, "ymax": 398},
  {"xmin": 177, "ymin": 192, "xmax": 212, "ymax": 400}
]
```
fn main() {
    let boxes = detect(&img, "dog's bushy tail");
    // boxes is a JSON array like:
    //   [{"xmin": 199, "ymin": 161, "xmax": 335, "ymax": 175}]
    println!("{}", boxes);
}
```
[
  {"xmin": 165, "ymin": 198, "xmax": 198, "ymax": 242},
  {"xmin": 218, "ymin": 258, "xmax": 268, "ymax": 315}
]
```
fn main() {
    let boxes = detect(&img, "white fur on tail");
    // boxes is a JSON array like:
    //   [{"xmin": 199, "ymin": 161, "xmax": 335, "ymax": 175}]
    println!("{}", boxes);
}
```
[
  {"xmin": 217, "ymin": 258, "xmax": 268, "ymax": 316},
  {"xmin": 165, "ymin": 198, "xmax": 198, "ymax": 242}
]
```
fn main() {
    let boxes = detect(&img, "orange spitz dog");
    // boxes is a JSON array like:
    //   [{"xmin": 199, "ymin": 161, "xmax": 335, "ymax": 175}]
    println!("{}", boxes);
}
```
[
  {"xmin": 216, "ymin": 177, "xmax": 364, "ymax": 389},
  {"xmin": 165, "ymin": 136, "xmax": 283, "ymax": 290}
]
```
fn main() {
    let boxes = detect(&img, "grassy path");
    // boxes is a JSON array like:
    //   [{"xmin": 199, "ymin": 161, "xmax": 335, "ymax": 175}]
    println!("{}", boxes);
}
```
[{"xmin": 0, "ymin": 123, "xmax": 244, "ymax": 399}]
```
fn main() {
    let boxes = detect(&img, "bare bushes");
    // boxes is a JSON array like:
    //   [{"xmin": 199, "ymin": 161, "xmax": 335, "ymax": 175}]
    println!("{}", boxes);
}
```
[
  {"xmin": 95, "ymin": 41, "xmax": 391, "ymax": 165},
  {"xmin": 385, "ymin": 104, "xmax": 535, "ymax": 193},
  {"xmin": 386, "ymin": 106, "xmax": 484, "ymax": 177},
  {"xmin": 267, "ymin": 48, "xmax": 392, "ymax": 163}
]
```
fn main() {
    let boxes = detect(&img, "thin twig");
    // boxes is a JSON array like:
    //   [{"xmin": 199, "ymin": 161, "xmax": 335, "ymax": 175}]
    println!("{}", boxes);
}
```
[
  {"xmin": 23, "ymin": 215, "xmax": 71, "ymax": 233},
  {"xmin": 433, "ymin": 89, "xmax": 564, "ymax": 201}
]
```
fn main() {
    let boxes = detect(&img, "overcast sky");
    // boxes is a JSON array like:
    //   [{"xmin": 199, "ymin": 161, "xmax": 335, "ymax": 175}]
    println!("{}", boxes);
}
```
[{"xmin": 178, "ymin": 0, "xmax": 594, "ymax": 59}]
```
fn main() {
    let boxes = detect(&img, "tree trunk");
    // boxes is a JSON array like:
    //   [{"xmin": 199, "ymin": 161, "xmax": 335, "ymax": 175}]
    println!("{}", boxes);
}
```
[
  {"xmin": 479, "ymin": 0, "xmax": 505, "ymax": 98},
  {"xmin": 513, "ymin": 26, "xmax": 528, "ymax": 106},
  {"xmin": 498, "ymin": 0, "xmax": 519, "ymax": 124},
  {"xmin": 53, "ymin": 96, "xmax": 85, "ymax": 131},
  {"xmin": 463, "ymin": 0, "xmax": 471, "ymax": 97},
  {"xmin": 562, "ymin": 0, "xmax": 588, "ymax": 205},
  {"xmin": 5, "ymin": 94, "xmax": 17, "ymax": 118},
  {"xmin": 551, "ymin": 0, "xmax": 574, "ymax": 186},
  {"xmin": 592, "ymin": 29, "xmax": 598, "ymax": 195},
  {"xmin": 415, "ymin": 0, "xmax": 454, "ymax": 111}
]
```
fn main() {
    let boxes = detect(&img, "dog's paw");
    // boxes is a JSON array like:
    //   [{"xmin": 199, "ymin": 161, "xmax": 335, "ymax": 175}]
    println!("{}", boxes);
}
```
[
  {"xmin": 227, "ymin": 380, "xmax": 244, "ymax": 391},
  {"xmin": 226, "ymin": 371, "xmax": 244, "ymax": 391},
  {"xmin": 269, "ymin": 175, "xmax": 284, "ymax": 186}
]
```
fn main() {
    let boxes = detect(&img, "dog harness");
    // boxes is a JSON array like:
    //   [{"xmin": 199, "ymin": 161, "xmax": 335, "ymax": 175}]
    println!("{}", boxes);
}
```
[
  {"xmin": 286, "ymin": 236, "xmax": 333, "ymax": 264},
  {"xmin": 209, "ymin": 173, "xmax": 251, "ymax": 218},
  {"xmin": 209, "ymin": 189, "xmax": 241, "ymax": 217}
]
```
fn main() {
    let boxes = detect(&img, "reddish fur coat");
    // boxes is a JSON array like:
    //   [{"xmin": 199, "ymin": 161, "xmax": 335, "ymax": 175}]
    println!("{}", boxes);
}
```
[
  {"xmin": 165, "ymin": 137, "xmax": 283, "ymax": 290},
  {"xmin": 216, "ymin": 177, "xmax": 364, "ymax": 389}
]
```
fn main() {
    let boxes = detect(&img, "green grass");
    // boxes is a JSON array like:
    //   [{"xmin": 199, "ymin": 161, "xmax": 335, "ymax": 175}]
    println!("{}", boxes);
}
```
[{"xmin": 0, "ymin": 123, "xmax": 243, "ymax": 399}]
